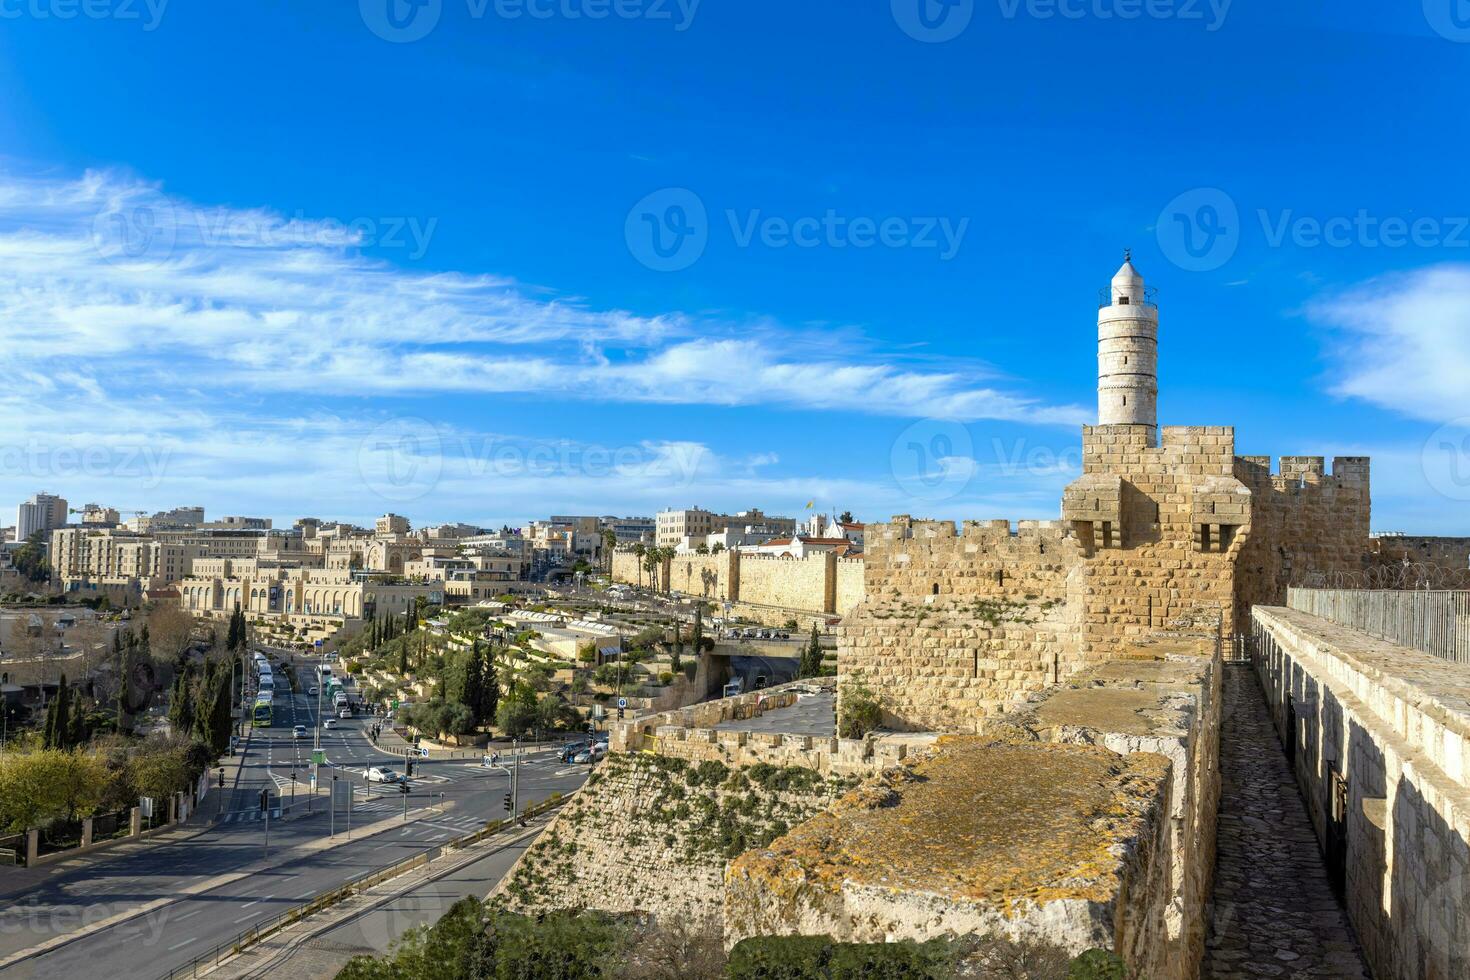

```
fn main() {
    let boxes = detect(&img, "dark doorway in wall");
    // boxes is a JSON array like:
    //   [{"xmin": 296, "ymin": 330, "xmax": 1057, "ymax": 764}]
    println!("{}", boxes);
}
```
[
  {"xmin": 1326, "ymin": 770, "xmax": 1349, "ymax": 899},
  {"xmin": 1285, "ymin": 696, "xmax": 1298, "ymax": 765}
]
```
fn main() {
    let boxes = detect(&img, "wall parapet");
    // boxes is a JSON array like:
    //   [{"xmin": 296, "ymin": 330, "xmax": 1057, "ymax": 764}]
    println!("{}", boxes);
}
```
[{"xmin": 1252, "ymin": 605, "xmax": 1470, "ymax": 980}]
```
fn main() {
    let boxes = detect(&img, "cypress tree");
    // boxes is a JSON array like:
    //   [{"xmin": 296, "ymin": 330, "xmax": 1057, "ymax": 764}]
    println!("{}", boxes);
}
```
[
  {"xmin": 53, "ymin": 675, "xmax": 72, "ymax": 750},
  {"xmin": 479, "ymin": 644, "xmax": 499, "ymax": 724},
  {"xmin": 462, "ymin": 641, "xmax": 484, "ymax": 725}
]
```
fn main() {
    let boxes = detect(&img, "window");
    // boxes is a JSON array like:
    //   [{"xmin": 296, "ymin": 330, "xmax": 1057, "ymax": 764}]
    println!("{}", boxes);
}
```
[{"xmin": 1119, "ymin": 296, "xmax": 1130, "ymax": 305}]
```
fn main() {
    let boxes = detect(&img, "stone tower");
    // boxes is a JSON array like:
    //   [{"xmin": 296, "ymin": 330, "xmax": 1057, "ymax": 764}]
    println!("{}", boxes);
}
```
[{"xmin": 1097, "ymin": 254, "xmax": 1159, "ymax": 442}]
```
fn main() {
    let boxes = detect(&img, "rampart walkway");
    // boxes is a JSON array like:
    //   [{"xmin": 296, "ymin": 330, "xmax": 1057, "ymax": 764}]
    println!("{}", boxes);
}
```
[{"xmin": 1202, "ymin": 664, "xmax": 1369, "ymax": 979}]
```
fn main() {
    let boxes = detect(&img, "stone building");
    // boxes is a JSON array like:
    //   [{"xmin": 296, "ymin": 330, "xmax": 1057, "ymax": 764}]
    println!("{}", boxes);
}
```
[{"xmin": 841, "ymin": 258, "xmax": 1373, "ymax": 731}]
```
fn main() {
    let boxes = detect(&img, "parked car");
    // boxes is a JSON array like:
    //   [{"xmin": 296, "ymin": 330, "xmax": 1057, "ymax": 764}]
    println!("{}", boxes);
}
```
[
  {"xmin": 366, "ymin": 766, "xmax": 400, "ymax": 783},
  {"xmin": 292, "ymin": 725, "xmax": 307, "ymax": 739}
]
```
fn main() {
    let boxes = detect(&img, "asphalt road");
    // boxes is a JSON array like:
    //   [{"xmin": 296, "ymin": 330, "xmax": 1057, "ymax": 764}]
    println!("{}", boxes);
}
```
[{"xmin": 0, "ymin": 648, "xmax": 590, "ymax": 980}]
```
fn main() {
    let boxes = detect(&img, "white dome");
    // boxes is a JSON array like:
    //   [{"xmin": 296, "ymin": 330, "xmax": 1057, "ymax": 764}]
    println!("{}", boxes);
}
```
[{"xmin": 1112, "ymin": 257, "xmax": 1143, "ymax": 285}]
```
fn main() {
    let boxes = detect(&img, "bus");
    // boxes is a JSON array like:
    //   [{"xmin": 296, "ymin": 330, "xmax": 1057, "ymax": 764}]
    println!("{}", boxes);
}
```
[
  {"xmin": 316, "ymin": 664, "xmax": 333, "ymax": 688},
  {"xmin": 252, "ymin": 697, "xmax": 273, "ymax": 728}
]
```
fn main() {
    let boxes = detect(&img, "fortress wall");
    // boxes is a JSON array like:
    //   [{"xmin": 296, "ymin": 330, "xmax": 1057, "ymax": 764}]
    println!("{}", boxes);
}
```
[
  {"xmin": 1073, "ymin": 426, "xmax": 1247, "ymax": 656},
  {"xmin": 834, "ymin": 557, "xmax": 865, "ymax": 616},
  {"xmin": 1253, "ymin": 606, "xmax": 1470, "ymax": 980},
  {"xmin": 1368, "ymin": 535, "xmax": 1470, "ymax": 573},
  {"xmin": 840, "ymin": 520, "xmax": 1084, "ymax": 731},
  {"xmin": 612, "ymin": 549, "xmax": 849, "ymax": 618},
  {"xmin": 1234, "ymin": 456, "xmax": 1372, "ymax": 623},
  {"xmin": 665, "ymin": 551, "xmax": 738, "ymax": 602},
  {"xmin": 737, "ymin": 554, "xmax": 834, "ymax": 613}
]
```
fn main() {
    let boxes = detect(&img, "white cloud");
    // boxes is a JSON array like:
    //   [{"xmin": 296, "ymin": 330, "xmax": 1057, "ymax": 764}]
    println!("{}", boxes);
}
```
[
  {"xmin": 1309, "ymin": 264, "xmax": 1470, "ymax": 423},
  {"xmin": 0, "ymin": 167, "xmax": 1088, "ymax": 521}
]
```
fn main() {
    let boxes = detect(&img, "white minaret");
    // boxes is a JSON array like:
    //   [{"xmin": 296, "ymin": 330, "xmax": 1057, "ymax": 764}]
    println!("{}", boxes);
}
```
[{"xmin": 1097, "ymin": 252, "xmax": 1158, "ymax": 440}]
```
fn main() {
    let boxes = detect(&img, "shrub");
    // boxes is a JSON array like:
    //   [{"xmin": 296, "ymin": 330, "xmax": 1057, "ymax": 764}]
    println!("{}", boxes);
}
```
[
  {"xmin": 726, "ymin": 936, "xmax": 833, "ymax": 980},
  {"xmin": 1067, "ymin": 948, "xmax": 1129, "ymax": 979},
  {"xmin": 838, "ymin": 672, "xmax": 882, "ymax": 739}
]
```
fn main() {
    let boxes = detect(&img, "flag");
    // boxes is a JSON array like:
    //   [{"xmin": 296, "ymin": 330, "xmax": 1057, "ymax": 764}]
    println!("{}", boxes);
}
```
[{"xmin": 805, "ymin": 501, "xmax": 814, "ymax": 509}]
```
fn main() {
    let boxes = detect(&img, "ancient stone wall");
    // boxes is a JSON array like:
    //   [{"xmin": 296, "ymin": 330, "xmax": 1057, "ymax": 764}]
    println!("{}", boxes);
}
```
[
  {"xmin": 834, "ymin": 557, "xmax": 864, "ymax": 616},
  {"xmin": 1369, "ymin": 535, "xmax": 1470, "ymax": 574},
  {"xmin": 663, "ymin": 550, "xmax": 738, "ymax": 602},
  {"xmin": 1235, "ymin": 456, "xmax": 1371, "ymax": 624},
  {"xmin": 727, "ymin": 637, "xmax": 1221, "ymax": 980},
  {"xmin": 491, "ymin": 752, "xmax": 861, "ymax": 932},
  {"xmin": 1070, "ymin": 426, "xmax": 1249, "ymax": 654},
  {"xmin": 612, "ymin": 549, "xmax": 858, "ymax": 618},
  {"xmin": 1253, "ymin": 606, "xmax": 1470, "ymax": 980}
]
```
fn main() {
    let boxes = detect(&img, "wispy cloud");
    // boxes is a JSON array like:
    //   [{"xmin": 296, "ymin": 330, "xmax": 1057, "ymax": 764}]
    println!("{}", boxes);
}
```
[
  {"xmin": 0, "ymin": 167, "xmax": 1086, "ymax": 521},
  {"xmin": 1309, "ymin": 264, "xmax": 1470, "ymax": 423}
]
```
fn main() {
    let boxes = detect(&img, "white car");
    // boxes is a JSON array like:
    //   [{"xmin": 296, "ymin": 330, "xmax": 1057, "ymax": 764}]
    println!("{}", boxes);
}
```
[
  {"xmin": 308, "ymin": 686, "xmax": 318, "ymax": 696},
  {"xmin": 323, "ymin": 718, "xmax": 338, "ymax": 730},
  {"xmin": 366, "ymin": 766, "xmax": 400, "ymax": 783},
  {"xmin": 338, "ymin": 707, "xmax": 351, "ymax": 719},
  {"xmin": 292, "ymin": 725, "xmax": 307, "ymax": 739}
]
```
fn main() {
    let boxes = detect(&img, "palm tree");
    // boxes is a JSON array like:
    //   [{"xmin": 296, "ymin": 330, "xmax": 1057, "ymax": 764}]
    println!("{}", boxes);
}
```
[
  {"xmin": 632, "ymin": 543, "xmax": 646, "ymax": 590},
  {"xmin": 602, "ymin": 528, "xmax": 618, "ymax": 573}
]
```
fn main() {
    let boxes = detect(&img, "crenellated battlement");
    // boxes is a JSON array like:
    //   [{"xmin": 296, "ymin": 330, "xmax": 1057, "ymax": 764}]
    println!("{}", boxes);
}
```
[{"xmin": 1235, "ymin": 454, "xmax": 1370, "ymax": 490}]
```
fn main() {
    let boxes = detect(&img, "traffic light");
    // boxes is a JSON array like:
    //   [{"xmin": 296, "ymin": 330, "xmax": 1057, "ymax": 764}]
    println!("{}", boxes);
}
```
[
  {"xmin": 502, "ymin": 793, "xmax": 513, "ymax": 812},
  {"xmin": 405, "ymin": 758, "xmax": 414, "ymax": 777},
  {"xmin": 259, "ymin": 788, "xmax": 269, "ymax": 814}
]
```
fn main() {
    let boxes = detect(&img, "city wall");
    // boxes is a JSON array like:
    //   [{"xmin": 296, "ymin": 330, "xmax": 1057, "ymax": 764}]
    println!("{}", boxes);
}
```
[
  {"xmin": 727, "ymin": 634, "xmax": 1222, "ymax": 980},
  {"xmin": 1253, "ymin": 606, "xmax": 1470, "ymax": 980},
  {"xmin": 840, "ymin": 519, "xmax": 1082, "ymax": 730},
  {"xmin": 1235, "ymin": 455, "xmax": 1372, "ymax": 623},
  {"xmin": 612, "ymin": 549, "xmax": 862, "ymax": 619}
]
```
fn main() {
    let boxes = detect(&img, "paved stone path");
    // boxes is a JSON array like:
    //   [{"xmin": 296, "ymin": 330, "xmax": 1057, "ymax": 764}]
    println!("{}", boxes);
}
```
[{"xmin": 1202, "ymin": 665, "xmax": 1370, "ymax": 979}]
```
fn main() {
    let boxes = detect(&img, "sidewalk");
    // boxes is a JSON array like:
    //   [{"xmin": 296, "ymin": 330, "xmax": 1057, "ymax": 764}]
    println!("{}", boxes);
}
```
[{"xmin": 0, "ymin": 731, "xmax": 254, "ymax": 899}]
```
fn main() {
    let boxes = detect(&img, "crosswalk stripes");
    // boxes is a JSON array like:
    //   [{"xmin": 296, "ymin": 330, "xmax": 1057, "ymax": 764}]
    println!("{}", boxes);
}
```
[{"xmin": 221, "ymin": 808, "xmax": 283, "ymax": 823}]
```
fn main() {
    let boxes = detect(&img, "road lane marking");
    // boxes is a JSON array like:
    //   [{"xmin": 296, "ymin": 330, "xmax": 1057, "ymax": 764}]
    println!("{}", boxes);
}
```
[
  {"xmin": 233, "ymin": 910, "xmax": 263, "ymax": 923},
  {"xmin": 175, "ymin": 909, "xmax": 203, "ymax": 922},
  {"xmin": 166, "ymin": 937, "xmax": 198, "ymax": 951},
  {"xmin": 239, "ymin": 894, "xmax": 275, "ymax": 908}
]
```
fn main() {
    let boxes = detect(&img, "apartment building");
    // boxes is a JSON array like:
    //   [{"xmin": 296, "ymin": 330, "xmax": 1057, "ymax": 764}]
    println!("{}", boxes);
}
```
[
  {"xmin": 656, "ymin": 507, "xmax": 796, "ymax": 549},
  {"xmin": 16, "ymin": 493, "xmax": 67, "ymax": 541}
]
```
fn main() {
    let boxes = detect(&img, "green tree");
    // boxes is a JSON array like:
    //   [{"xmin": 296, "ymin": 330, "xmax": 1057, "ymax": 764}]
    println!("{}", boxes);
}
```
[
  {"xmin": 115, "ymin": 631, "xmax": 135, "ymax": 733},
  {"xmin": 495, "ymin": 682, "xmax": 538, "ymax": 738},
  {"xmin": 43, "ymin": 675, "xmax": 73, "ymax": 750},
  {"xmin": 169, "ymin": 665, "xmax": 194, "ymax": 736},
  {"xmin": 11, "ymin": 530, "xmax": 50, "ymax": 583},
  {"xmin": 799, "ymin": 625, "xmax": 824, "ymax": 679},
  {"xmin": 479, "ymin": 644, "xmax": 500, "ymax": 725}
]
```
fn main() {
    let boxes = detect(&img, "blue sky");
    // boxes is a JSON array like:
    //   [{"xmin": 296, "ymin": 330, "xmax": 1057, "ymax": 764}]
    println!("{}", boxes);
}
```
[{"xmin": 1, "ymin": 0, "xmax": 1469, "ymax": 532}]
